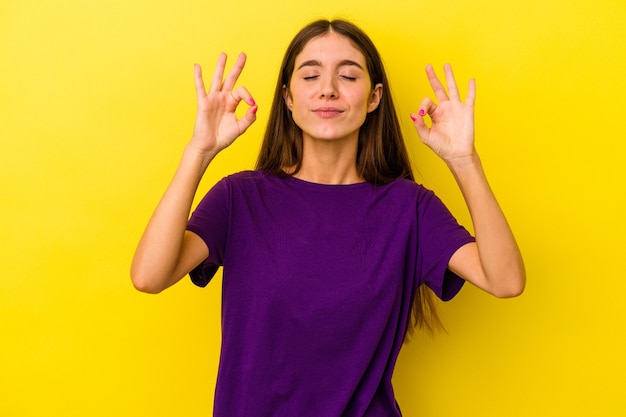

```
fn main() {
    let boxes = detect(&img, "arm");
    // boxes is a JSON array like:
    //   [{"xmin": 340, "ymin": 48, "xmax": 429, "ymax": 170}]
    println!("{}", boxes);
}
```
[
  {"xmin": 411, "ymin": 64, "xmax": 525, "ymax": 298},
  {"xmin": 130, "ymin": 53, "xmax": 257, "ymax": 294}
]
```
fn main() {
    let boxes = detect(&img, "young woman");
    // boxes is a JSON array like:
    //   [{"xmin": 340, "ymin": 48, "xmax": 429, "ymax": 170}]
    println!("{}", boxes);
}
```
[{"xmin": 131, "ymin": 19, "xmax": 525, "ymax": 417}]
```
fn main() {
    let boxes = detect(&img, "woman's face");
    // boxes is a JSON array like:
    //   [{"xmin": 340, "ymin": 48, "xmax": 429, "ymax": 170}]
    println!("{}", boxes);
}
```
[{"xmin": 284, "ymin": 32, "xmax": 382, "ymax": 145}]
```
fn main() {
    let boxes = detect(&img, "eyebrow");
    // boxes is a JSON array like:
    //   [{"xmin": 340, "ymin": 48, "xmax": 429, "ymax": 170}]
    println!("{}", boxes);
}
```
[{"xmin": 296, "ymin": 59, "xmax": 364, "ymax": 71}]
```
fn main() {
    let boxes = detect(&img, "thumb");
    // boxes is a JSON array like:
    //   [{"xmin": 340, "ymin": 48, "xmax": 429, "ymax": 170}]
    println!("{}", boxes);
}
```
[
  {"xmin": 410, "ymin": 97, "xmax": 437, "ymax": 142},
  {"xmin": 237, "ymin": 105, "xmax": 258, "ymax": 135},
  {"xmin": 410, "ymin": 112, "xmax": 429, "ymax": 142}
]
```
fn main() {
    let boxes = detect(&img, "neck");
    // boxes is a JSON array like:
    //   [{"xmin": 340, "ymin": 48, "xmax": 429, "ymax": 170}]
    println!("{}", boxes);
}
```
[{"xmin": 293, "ymin": 135, "xmax": 363, "ymax": 185}]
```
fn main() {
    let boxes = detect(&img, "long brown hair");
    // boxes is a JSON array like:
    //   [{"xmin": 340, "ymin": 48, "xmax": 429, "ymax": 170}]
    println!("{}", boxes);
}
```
[{"xmin": 255, "ymin": 19, "xmax": 443, "ymax": 337}]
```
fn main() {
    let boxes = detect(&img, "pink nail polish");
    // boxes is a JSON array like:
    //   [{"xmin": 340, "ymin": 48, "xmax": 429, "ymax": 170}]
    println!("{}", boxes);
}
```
[
  {"xmin": 252, "ymin": 106, "xmax": 258, "ymax": 115},
  {"xmin": 419, "ymin": 109, "xmax": 425, "ymax": 116},
  {"xmin": 250, "ymin": 98, "xmax": 256, "ymax": 106},
  {"xmin": 410, "ymin": 115, "xmax": 417, "ymax": 122}
]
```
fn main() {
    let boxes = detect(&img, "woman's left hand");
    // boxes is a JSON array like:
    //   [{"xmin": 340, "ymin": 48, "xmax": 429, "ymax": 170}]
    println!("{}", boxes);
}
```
[
  {"xmin": 411, "ymin": 64, "xmax": 476, "ymax": 166},
  {"xmin": 412, "ymin": 65, "xmax": 526, "ymax": 298}
]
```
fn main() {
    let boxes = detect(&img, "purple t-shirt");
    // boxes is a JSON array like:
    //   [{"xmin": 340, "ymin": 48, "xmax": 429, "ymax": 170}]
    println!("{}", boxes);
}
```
[{"xmin": 187, "ymin": 170, "xmax": 474, "ymax": 417}]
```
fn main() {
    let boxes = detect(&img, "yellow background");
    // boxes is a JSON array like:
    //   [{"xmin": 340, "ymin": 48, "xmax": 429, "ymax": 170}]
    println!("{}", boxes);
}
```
[{"xmin": 1, "ymin": 0, "xmax": 625, "ymax": 415}]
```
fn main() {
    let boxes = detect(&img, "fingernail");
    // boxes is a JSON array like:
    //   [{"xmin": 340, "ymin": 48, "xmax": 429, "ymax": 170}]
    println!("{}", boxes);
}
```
[
  {"xmin": 419, "ymin": 109, "xmax": 425, "ymax": 116},
  {"xmin": 410, "ymin": 115, "xmax": 417, "ymax": 122},
  {"xmin": 249, "ymin": 98, "xmax": 256, "ymax": 106},
  {"xmin": 252, "ymin": 106, "xmax": 258, "ymax": 115}
]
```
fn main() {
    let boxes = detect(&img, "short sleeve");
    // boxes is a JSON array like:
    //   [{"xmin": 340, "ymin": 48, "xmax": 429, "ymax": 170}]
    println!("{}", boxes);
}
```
[
  {"xmin": 186, "ymin": 177, "xmax": 231, "ymax": 287},
  {"xmin": 416, "ymin": 189, "xmax": 475, "ymax": 301}
]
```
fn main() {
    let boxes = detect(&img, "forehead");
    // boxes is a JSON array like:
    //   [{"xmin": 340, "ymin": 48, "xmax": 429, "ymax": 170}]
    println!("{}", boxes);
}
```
[{"xmin": 295, "ymin": 32, "xmax": 367, "ymax": 66}]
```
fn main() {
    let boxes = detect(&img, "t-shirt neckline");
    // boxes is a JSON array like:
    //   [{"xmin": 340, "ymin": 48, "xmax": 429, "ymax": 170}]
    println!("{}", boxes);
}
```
[{"xmin": 284, "ymin": 173, "xmax": 371, "ymax": 189}]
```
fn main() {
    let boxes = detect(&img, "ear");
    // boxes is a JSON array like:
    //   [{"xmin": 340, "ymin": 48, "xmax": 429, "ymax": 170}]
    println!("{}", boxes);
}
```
[
  {"xmin": 282, "ymin": 85, "xmax": 293, "ymax": 110},
  {"xmin": 367, "ymin": 83, "xmax": 383, "ymax": 113}
]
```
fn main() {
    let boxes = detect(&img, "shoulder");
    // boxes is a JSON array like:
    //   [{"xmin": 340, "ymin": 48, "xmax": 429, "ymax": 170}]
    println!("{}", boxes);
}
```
[
  {"xmin": 221, "ymin": 170, "xmax": 271, "ymax": 184},
  {"xmin": 212, "ymin": 170, "xmax": 294, "ymax": 203},
  {"xmin": 378, "ymin": 178, "xmax": 435, "ymax": 201},
  {"xmin": 213, "ymin": 170, "xmax": 279, "ymax": 191},
  {"xmin": 381, "ymin": 179, "xmax": 456, "ymax": 221}
]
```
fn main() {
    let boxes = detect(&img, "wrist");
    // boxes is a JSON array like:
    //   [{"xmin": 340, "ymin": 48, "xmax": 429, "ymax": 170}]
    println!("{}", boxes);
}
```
[
  {"xmin": 183, "ymin": 141, "xmax": 218, "ymax": 172},
  {"xmin": 445, "ymin": 152, "xmax": 481, "ymax": 174}
]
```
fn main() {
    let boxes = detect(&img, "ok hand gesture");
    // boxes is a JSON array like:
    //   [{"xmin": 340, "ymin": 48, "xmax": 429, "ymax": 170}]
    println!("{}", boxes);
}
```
[
  {"xmin": 190, "ymin": 53, "xmax": 258, "ymax": 156},
  {"xmin": 411, "ymin": 64, "xmax": 476, "ymax": 166}
]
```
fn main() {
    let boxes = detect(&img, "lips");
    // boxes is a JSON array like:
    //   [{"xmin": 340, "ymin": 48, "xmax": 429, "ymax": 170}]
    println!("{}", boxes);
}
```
[{"xmin": 313, "ymin": 107, "xmax": 344, "ymax": 118}]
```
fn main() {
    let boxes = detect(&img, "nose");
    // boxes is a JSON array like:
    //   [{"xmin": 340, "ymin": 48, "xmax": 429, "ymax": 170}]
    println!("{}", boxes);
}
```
[{"xmin": 320, "ymin": 76, "xmax": 338, "ymax": 99}]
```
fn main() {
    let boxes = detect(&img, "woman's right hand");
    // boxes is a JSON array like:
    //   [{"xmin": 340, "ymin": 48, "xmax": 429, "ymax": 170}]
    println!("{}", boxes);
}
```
[{"xmin": 191, "ymin": 53, "xmax": 257, "ymax": 156}]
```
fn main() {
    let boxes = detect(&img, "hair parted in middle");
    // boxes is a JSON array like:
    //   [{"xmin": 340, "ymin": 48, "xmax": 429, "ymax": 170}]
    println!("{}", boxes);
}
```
[
  {"xmin": 255, "ymin": 18, "xmax": 444, "ymax": 337},
  {"xmin": 256, "ymin": 19, "xmax": 413, "ymax": 185}
]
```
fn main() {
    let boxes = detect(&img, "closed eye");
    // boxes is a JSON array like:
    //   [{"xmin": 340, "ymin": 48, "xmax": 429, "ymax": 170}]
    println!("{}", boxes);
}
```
[
  {"xmin": 303, "ymin": 75, "xmax": 319, "ymax": 80},
  {"xmin": 340, "ymin": 75, "xmax": 357, "ymax": 81}
]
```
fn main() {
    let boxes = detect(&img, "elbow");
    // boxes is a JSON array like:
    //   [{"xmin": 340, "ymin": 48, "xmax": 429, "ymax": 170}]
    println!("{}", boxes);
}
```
[
  {"xmin": 130, "ymin": 268, "xmax": 165, "ymax": 294},
  {"xmin": 132, "ymin": 281, "xmax": 163, "ymax": 295},
  {"xmin": 131, "ymin": 277, "xmax": 162, "ymax": 294},
  {"xmin": 493, "ymin": 283, "xmax": 525, "ymax": 298},
  {"xmin": 492, "ymin": 270, "xmax": 526, "ymax": 299}
]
